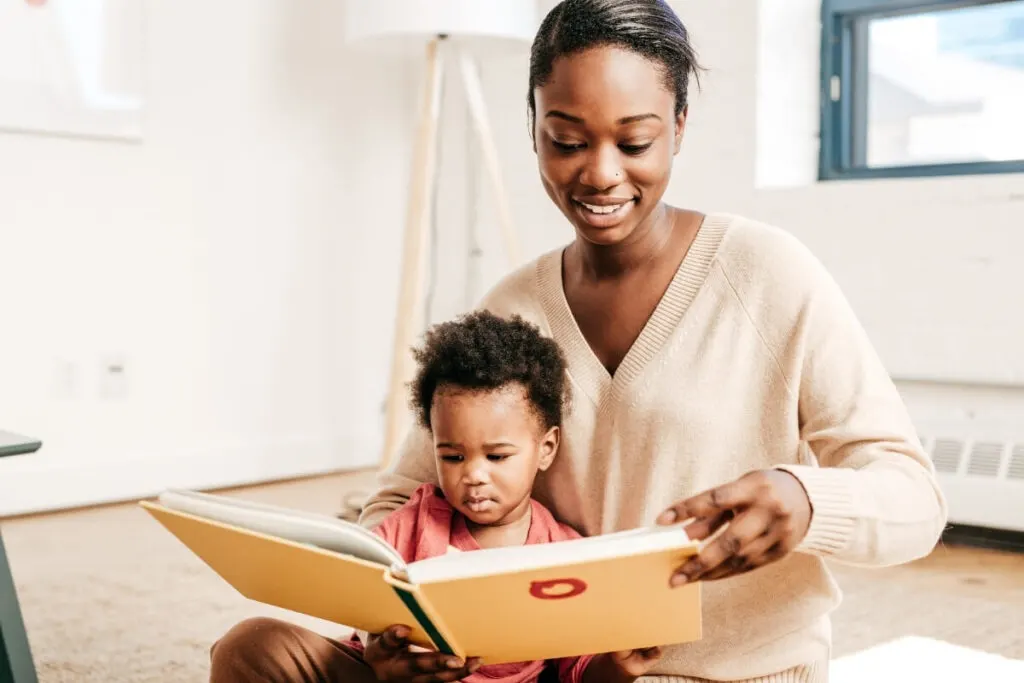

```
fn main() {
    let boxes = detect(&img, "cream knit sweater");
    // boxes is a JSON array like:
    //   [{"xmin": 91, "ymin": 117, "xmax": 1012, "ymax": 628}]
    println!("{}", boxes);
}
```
[{"xmin": 359, "ymin": 213, "xmax": 948, "ymax": 683}]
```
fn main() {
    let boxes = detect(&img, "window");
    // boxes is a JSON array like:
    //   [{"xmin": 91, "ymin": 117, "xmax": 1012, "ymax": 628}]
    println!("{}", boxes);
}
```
[
  {"xmin": 0, "ymin": 0, "xmax": 143, "ymax": 141},
  {"xmin": 819, "ymin": 0, "xmax": 1024, "ymax": 179}
]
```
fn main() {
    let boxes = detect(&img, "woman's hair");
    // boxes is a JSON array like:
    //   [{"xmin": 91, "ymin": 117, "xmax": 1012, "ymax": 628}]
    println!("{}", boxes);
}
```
[
  {"xmin": 527, "ymin": 0, "xmax": 703, "ymax": 126},
  {"xmin": 409, "ymin": 310, "xmax": 569, "ymax": 431}
]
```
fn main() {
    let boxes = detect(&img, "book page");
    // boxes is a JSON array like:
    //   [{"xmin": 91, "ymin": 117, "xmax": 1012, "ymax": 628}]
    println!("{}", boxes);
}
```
[
  {"xmin": 405, "ymin": 524, "xmax": 693, "ymax": 584},
  {"xmin": 158, "ymin": 490, "xmax": 405, "ymax": 568}
]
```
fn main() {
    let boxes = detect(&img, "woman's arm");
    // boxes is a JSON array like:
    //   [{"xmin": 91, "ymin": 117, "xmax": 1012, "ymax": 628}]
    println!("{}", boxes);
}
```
[
  {"xmin": 773, "ymin": 251, "xmax": 948, "ymax": 567},
  {"xmin": 658, "ymin": 223, "xmax": 947, "ymax": 580},
  {"xmin": 358, "ymin": 425, "xmax": 437, "ymax": 529}
]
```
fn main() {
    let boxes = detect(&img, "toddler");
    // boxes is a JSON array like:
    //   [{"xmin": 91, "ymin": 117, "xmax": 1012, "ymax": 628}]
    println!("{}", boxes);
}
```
[
  {"xmin": 208, "ymin": 310, "xmax": 661, "ymax": 683},
  {"xmin": 354, "ymin": 311, "xmax": 662, "ymax": 683}
]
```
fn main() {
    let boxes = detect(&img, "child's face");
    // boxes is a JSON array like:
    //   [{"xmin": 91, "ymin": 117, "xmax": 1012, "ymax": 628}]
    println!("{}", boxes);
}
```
[{"xmin": 430, "ymin": 383, "xmax": 558, "ymax": 528}]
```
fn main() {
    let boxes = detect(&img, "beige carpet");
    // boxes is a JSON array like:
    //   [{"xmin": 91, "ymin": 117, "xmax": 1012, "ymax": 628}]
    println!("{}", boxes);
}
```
[{"xmin": 2, "ymin": 470, "xmax": 1022, "ymax": 682}]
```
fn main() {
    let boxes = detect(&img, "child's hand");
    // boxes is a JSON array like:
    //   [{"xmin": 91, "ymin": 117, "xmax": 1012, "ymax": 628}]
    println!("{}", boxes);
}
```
[
  {"xmin": 363, "ymin": 625, "xmax": 480, "ymax": 683},
  {"xmin": 608, "ymin": 647, "xmax": 662, "ymax": 679},
  {"xmin": 584, "ymin": 647, "xmax": 662, "ymax": 683}
]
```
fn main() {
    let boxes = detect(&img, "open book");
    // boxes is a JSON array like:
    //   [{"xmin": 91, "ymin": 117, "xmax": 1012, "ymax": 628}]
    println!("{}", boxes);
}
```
[{"xmin": 141, "ymin": 489, "xmax": 703, "ymax": 665}]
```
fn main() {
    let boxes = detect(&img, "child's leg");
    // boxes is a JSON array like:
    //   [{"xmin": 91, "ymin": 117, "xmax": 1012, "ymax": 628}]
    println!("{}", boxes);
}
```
[{"xmin": 209, "ymin": 617, "xmax": 376, "ymax": 683}]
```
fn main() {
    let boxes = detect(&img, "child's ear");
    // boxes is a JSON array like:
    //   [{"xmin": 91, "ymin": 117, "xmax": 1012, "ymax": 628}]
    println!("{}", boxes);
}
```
[{"xmin": 537, "ymin": 426, "xmax": 560, "ymax": 471}]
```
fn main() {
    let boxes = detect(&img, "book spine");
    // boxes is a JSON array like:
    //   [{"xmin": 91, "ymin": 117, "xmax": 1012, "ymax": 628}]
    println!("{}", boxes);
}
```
[
  {"xmin": 389, "ymin": 585, "xmax": 457, "ymax": 656},
  {"xmin": 383, "ymin": 573, "xmax": 461, "ymax": 658}
]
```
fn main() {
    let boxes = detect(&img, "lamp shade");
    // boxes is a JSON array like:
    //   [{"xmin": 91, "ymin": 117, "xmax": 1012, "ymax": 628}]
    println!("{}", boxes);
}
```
[{"xmin": 344, "ymin": 0, "xmax": 539, "ymax": 53}]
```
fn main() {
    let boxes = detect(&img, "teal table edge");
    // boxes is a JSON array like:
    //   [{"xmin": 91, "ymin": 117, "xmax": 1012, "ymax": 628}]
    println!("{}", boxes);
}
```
[
  {"xmin": 0, "ymin": 534, "xmax": 36, "ymax": 683},
  {"xmin": 0, "ymin": 432, "xmax": 40, "ymax": 683}
]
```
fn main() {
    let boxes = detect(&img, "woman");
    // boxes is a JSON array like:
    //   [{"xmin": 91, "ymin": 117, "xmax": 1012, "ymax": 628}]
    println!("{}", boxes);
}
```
[{"xmin": 210, "ymin": 1, "xmax": 947, "ymax": 681}]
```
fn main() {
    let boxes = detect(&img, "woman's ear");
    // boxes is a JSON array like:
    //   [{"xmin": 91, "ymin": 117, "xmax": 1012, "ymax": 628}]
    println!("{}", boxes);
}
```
[
  {"xmin": 537, "ymin": 425, "xmax": 560, "ymax": 471},
  {"xmin": 674, "ymin": 105, "xmax": 688, "ymax": 155}
]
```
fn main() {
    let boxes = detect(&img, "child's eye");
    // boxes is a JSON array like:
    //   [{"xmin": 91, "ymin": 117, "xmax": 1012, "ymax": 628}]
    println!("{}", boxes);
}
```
[
  {"xmin": 440, "ymin": 454, "xmax": 463, "ymax": 463},
  {"xmin": 487, "ymin": 454, "xmax": 511, "ymax": 462}
]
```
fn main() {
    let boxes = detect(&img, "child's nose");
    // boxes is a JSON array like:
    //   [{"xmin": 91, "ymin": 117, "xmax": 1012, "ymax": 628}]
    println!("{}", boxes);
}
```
[{"xmin": 463, "ymin": 465, "xmax": 488, "ymax": 485}]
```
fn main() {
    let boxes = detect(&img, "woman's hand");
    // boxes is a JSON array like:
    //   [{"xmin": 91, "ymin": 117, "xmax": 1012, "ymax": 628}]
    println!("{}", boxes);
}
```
[
  {"xmin": 656, "ymin": 470, "xmax": 812, "ymax": 585},
  {"xmin": 363, "ymin": 625, "xmax": 480, "ymax": 683}
]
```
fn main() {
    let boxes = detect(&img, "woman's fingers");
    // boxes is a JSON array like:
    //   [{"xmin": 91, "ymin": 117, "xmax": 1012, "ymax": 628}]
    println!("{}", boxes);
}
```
[
  {"xmin": 657, "ymin": 473, "xmax": 760, "ymax": 530},
  {"xmin": 661, "ymin": 470, "xmax": 813, "ymax": 587},
  {"xmin": 671, "ymin": 508, "xmax": 773, "ymax": 586},
  {"xmin": 700, "ymin": 532, "xmax": 782, "ymax": 581},
  {"xmin": 677, "ymin": 509, "xmax": 732, "ymax": 542}
]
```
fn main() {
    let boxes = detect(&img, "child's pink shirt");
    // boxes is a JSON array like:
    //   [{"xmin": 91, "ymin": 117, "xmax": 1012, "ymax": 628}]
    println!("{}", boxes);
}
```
[{"xmin": 349, "ymin": 483, "xmax": 594, "ymax": 683}]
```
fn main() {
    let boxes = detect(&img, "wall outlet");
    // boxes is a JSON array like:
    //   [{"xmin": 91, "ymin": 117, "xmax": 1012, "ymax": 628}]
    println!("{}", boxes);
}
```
[{"xmin": 98, "ymin": 354, "xmax": 129, "ymax": 400}]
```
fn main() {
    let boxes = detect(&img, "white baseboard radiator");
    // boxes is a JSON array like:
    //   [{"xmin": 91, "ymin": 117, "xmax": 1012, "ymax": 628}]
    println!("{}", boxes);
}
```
[{"xmin": 920, "ymin": 435, "xmax": 1024, "ymax": 534}]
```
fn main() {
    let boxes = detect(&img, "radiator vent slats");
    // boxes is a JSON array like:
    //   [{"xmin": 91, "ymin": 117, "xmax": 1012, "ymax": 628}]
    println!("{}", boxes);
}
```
[
  {"xmin": 919, "ymin": 437, "xmax": 1024, "ymax": 482},
  {"xmin": 931, "ymin": 438, "xmax": 964, "ymax": 474},
  {"xmin": 1008, "ymin": 444, "xmax": 1024, "ymax": 481},
  {"xmin": 966, "ymin": 442, "xmax": 1004, "ymax": 478}
]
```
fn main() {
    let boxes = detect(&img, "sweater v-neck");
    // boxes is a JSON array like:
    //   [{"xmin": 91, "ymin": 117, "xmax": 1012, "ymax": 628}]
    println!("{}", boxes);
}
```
[{"xmin": 536, "ymin": 212, "xmax": 730, "ymax": 408}]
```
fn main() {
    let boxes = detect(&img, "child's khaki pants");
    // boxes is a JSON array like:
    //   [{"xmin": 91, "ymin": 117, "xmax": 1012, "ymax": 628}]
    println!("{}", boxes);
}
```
[{"xmin": 209, "ymin": 617, "xmax": 377, "ymax": 683}]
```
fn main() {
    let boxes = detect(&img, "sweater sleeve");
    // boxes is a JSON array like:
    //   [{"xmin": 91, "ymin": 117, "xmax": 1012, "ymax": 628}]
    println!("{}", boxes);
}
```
[
  {"xmin": 358, "ymin": 425, "xmax": 437, "ymax": 530},
  {"xmin": 770, "ymin": 242, "xmax": 948, "ymax": 567}
]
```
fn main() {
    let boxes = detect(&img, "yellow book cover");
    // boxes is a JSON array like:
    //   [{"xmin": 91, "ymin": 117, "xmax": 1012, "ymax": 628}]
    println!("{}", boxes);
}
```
[{"xmin": 141, "ymin": 489, "xmax": 703, "ymax": 665}]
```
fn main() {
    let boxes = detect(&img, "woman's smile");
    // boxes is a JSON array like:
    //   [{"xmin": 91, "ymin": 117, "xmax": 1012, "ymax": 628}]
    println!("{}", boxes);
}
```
[{"xmin": 572, "ymin": 197, "xmax": 637, "ymax": 227}]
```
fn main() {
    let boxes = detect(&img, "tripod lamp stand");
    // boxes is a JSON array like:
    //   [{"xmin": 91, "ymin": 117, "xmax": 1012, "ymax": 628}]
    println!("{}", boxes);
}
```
[{"xmin": 343, "ymin": 1, "xmax": 539, "ymax": 473}]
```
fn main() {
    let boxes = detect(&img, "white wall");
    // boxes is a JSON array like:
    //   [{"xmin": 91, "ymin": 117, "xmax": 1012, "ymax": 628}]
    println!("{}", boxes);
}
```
[{"xmin": 0, "ymin": 0, "xmax": 419, "ymax": 516}]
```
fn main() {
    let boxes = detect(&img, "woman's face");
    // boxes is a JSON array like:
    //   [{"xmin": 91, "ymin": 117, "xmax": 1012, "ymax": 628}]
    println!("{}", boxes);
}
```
[{"xmin": 533, "ymin": 45, "xmax": 686, "ymax": 247}]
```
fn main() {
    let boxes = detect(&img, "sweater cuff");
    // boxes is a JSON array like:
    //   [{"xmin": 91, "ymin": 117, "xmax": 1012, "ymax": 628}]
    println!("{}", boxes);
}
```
[{"xmin": 775, "ymin": 465, "xmax": 858, "ymax": 557}]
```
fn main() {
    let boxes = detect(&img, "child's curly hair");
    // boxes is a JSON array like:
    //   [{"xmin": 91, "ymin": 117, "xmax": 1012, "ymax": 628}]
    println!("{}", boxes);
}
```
[{"xmin": 409, "ymin": 310, "xmax": 569, "ymax": 431}]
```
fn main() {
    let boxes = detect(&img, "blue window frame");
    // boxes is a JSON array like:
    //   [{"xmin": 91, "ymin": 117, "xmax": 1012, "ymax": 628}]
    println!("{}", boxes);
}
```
[{"xmin": 819, "ymin": 0, "xmax": 1024, "ymax": 180}]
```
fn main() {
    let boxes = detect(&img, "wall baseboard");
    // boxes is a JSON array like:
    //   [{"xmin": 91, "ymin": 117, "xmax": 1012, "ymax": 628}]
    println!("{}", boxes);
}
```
[
  {"xmin": 0, "ymin": 435, "xmax": 378, "ymax": 518},
  {"xmin": 941, "ymin": 523, "xmax": 1024, "ymax": 555}
]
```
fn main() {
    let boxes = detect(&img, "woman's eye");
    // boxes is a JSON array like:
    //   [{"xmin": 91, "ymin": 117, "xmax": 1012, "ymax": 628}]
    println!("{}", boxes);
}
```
[
  {"xmin": 620, "ymin": 142, "xmax": 653, "ymax": 155},
  {"xmin": 553, "ymin": 140, "xmax": 584, "ymax": 152}
]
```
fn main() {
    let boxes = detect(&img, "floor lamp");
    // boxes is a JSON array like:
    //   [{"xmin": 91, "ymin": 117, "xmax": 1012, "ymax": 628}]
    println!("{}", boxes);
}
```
[{"xmin": 342, "ymin": 1, "xmax": 539, "ymax": 502}]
